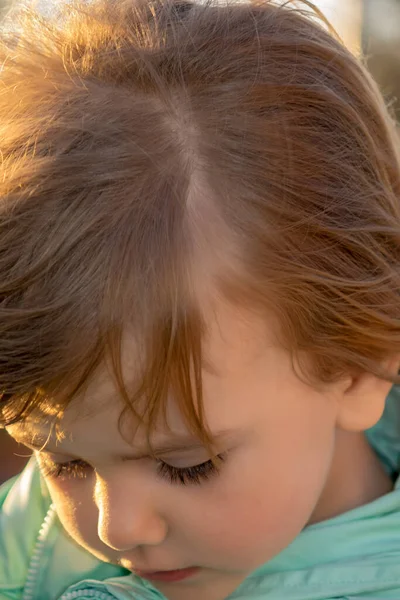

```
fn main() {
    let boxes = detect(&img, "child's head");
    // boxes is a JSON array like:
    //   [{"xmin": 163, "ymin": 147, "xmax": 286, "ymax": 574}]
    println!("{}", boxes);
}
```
[{"xmin": 1, "ymin": 0, "xmax": 400, "ymax": 598}]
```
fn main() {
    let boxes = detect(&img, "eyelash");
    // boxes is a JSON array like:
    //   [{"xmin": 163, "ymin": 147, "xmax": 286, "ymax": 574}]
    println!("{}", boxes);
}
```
[
  {"xmin": 39, "ymin": 455, "xmax": 225, "ymax": 486},
  {"xmin": 157, "ymin": 455, "xmax": 225, "ymax": 485}
]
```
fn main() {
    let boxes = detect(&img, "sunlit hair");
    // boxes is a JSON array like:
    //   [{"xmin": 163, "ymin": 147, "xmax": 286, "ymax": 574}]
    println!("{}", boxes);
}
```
[{"xmin": 1, "ymin": 0, "xmax": 400, "ymax": 452}]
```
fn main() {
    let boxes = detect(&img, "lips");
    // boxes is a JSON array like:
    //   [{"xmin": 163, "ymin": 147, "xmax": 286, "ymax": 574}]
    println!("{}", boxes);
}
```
[{"xmin": 135, "ymin": 566, "xmax": 200, "ymax": 583}]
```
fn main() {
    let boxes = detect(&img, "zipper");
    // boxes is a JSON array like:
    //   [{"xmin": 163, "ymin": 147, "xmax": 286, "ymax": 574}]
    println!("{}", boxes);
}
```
[
  {"xmin": 21, "ymin": 502, "xmax": 116, "ymax": 600},
  {"xmin": 22, "ymin": 503, "xmax": 57, "ymax": 600},
  {"xmin": 21, "ymin": 501, "xmax": 152, "ymax": 600},
  {"xmin": 58, "ymin": 590, "xmax": 116, "ymax": 600}
]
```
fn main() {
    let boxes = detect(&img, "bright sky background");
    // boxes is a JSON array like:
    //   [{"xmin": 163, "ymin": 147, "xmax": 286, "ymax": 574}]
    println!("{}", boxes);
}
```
[{"xmin": 312, "ymin": 0, "xmax": 363, "ymax": 52}]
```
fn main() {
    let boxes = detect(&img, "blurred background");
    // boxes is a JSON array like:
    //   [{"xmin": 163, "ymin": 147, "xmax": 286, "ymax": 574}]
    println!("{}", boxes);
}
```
[
  {"xmin": 314, "ymin": 0, "xmax": 400, "ymax": 121},
  {"xmin": 0, "ymin": 0, "xmax": 399, "ymax": 485}
]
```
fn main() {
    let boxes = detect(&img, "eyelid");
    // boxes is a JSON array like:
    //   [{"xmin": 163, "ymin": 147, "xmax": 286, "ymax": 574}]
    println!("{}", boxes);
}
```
[
  {"xmin": 153, "ymin": 448, "xmax": 213, "ymax": 463},
  {"xmin": 35, "ymin": 448, "xmax": 75, "ymax": 462},
  {"xmin": 35, "ymin": 445, "xmax": 217, "ymax": 465},
  {"xmin": 41, "ymin": 453, "xmax": 216, "ymax": 470},
  {"xmin": 38, "ymin": 452, "xmax": 226, "ymax": 486}
]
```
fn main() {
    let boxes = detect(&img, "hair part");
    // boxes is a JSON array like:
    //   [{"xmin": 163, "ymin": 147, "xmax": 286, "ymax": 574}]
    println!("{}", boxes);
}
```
[{"xmin": 1, "ymin": 0, "xmax": 400, "ymax": 452}]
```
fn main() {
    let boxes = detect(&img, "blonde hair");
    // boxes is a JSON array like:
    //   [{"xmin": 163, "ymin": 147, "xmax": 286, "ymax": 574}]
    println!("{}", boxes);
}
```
[{"xmin": 1, "ymin": 0, "xmax": 400, "ymax": 451}]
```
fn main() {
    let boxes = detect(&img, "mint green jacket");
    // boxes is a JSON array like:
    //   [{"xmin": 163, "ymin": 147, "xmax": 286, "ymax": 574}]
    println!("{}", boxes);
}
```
[{"xmin": 2, "ymin": 387, "xmax": 400, "ymax": 600}]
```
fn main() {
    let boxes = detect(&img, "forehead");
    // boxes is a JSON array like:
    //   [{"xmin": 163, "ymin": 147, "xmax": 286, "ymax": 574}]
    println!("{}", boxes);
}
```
[
  {"xmin": 9, "ymin": 299, "xmax": 277, "ymax": 450},
  {"xmin": 76, "ymin": 298, "xmax": 274, "ymax": 414}
]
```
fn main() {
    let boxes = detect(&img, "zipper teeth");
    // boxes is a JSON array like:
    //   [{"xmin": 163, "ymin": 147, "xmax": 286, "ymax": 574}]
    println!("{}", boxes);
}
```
[
  {"xmin": 21, "ymin": 503, "xmax": 57, "ymax": 600},
  {"xmin": 21, "ymin": 503, "xmax": 116, "ymax": 600},
  {"xmin": 58, "ymin": 590, "xmax": 116, "ymax": 600}
]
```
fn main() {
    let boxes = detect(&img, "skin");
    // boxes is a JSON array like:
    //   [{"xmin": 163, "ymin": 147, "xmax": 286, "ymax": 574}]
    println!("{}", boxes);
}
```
[{"xmin": 7, "ymin": 299, "xmax": 396, "ymax": 600}]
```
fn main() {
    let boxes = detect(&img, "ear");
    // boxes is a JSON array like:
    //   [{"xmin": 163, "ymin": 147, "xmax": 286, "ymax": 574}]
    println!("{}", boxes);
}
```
[{"xmin": 336, "ymin": 355, "xmax": 400, "ymax": 432}]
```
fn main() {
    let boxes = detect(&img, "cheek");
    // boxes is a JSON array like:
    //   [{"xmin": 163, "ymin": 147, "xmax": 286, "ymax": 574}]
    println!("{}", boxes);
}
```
[
  {"xmin": 47, "ymin": 478, "xmax": 94, "ymax": 539},
  {"xmin": 45, "ymin": 477, "xmax": 115, "ymax": 562},
  {"xmin": 176, "ymin": 426, "xmax": 336, "ymax": 568}
]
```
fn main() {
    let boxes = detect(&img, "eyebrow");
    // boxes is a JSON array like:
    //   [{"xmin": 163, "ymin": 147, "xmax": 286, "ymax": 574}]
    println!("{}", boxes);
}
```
[{"xmin": 10, "ymin": 427, "xmax": 237, "ymax": 460}]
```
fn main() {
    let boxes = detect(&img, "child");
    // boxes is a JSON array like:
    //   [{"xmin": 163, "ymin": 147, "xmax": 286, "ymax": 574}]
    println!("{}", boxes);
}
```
[{"xmin": 1, "ymin": 0, "xmax": 400, "ymax": 598}]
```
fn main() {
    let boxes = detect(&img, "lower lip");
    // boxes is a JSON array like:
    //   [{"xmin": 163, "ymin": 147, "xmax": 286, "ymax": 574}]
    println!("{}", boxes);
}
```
[{"xmin": 136, "ymin": 567, "xmax": 200, "ymax": 583}]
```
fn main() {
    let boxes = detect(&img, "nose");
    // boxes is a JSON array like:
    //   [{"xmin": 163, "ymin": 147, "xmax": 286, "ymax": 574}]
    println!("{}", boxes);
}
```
[{"xmin": 95, "ymin": 472, "xmax": 168, "ymax": 552}]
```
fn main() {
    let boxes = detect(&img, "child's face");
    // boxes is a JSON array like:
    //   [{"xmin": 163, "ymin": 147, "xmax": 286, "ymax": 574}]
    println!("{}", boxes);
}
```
[{"xmin": 9, "ymin": 301, "xmax": 346, "ymax": 600}]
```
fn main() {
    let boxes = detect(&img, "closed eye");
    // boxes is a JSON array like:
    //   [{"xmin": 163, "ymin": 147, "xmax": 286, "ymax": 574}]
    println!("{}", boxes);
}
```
[
  {"xmin": 39, "ymin": 458, "xmax": 91, "ymax": 479},
  {"xmin": 38, "ymin": 454, "xmax": 226, "ymax": 486},
  {"xmin": 156, "ymin": 455, "xmax": 225, "ymax": 485}
]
